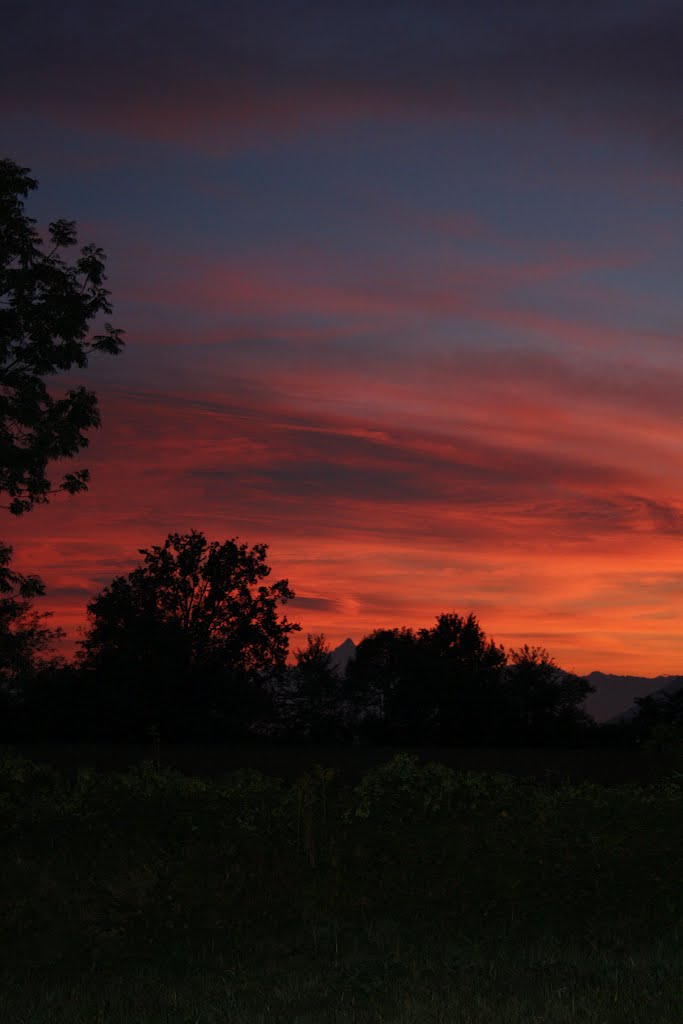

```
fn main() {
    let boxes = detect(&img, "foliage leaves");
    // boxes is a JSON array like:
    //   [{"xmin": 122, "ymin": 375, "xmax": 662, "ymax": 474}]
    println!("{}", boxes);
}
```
[{"xmin": 0, "ymin": 158, "xmax": 124, "ymax": 515}]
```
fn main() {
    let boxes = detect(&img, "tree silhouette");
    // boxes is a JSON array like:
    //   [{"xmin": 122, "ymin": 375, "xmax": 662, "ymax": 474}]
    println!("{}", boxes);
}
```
[
  {"xmin": 343, "ymin": 627, "xmax": 420, "ymax": 743},
  {"xmin": 1, "ymin": 158, "xmax": 124, "ymax": 515},
  {"xmin": 503, "ymin": 645, "xmax": 595, "ymax": 746},
  {"xmin": 0, "ymin": 157, "xmax": 124, "ymax": 732},
  {"xmin": 0, "ymin": 542, "xmax": 65, "ymax": 739},
  {"xmin": 632, "ymin": 685, "xmax": 683, "ymax": 758},
  {"xmin": 344, "ymin": 614, "xmax": 507, "ymax": 745},
  {"xmin": 77, "ymin": 530, "xmax": 300, "ymax": 741},
  {"xmin": 415, "ymin": 612, "xmax": 507, "ymax": 744},
  {"xmin": 271, "ymin": 633, "xmax": 349, "ymax": 743},
  {"xmin": 344, "ymin": 615, "xmax": 599, "ymax": 747}
]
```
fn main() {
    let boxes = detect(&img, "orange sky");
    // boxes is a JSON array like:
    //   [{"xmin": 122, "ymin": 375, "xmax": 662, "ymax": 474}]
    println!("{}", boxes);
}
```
[
  {"xmin": 7, "ymin": 362, "xmax": 683, "ymax": 676},
  {"xmin": 2, "ymin": 1, "xmax": 683, "ymax": 676}
]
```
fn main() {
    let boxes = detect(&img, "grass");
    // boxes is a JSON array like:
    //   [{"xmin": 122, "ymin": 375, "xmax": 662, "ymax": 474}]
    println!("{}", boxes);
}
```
[
  {"xmin": 5, "ymin": 739, "xmax": 678, "ymax": 788},
  {"xmin": 1, "ymin": 747, "xmax": 681, "ymax": 1022},
  {"xmin": 2, "ymin": 940, "xmax": 681, "ymax": 1023}
]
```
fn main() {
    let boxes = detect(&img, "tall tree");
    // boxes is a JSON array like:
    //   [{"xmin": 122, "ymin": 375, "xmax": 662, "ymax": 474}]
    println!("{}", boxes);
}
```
[
  {"xmin": 415, "ymin": 612, "xmax": 507, "ymax": 744},
  {"xmin": 1, "ymin": 157, "xmax": 124, "ymax": 515},
  {"xmin": 344, "ymin": 627, "xmax": 421, "ymax": 743},
  {"xmin": 78, "ymin": 530, "xmax": 300, "ymax": 741},
  {"xmin": 0, "ymin": 157, "xmax": 124, "ymax": 738},
  {"xmin": 272, "ymin": 633, "xmax": 348, "ymax": 743}
]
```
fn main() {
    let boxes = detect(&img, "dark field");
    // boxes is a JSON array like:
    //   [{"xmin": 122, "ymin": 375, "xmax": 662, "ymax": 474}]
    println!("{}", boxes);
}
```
[
  {"xmin": 2, "ymin": 744, "xmax": 682, "ymax": 1023},
  {"xmin": 3, "ymin": 739, "xmax": 676, "ymax": 787}
]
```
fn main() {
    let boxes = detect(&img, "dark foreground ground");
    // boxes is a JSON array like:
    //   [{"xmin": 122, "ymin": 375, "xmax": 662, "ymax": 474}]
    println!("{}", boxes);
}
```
[{"xmin": 1, "ymin": 744, "xmax": 681, "ymax": 1023}]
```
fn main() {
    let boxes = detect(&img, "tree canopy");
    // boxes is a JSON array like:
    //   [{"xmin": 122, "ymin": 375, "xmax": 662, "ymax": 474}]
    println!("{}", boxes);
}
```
[
  {"xmin": 0, "ymin": 158, "xmax": 124, "ymax": 515},
  {"xmin": 345, "ymin": 614, "xmax": 508, "ymax": 744},
  {"xmin": 78, "ymin": 530, "xmax": 300, "ymax": 740},
  {"xmin": 504, "ymin": 645, "xmax": 595, "ymax": 745},
  {"xmin": 270, "ymin": 633, "xmax": 349, "ymax": 743},
  {"xmin": 344, "ymin": 613, "xmax": 595, "ymax": 746}
]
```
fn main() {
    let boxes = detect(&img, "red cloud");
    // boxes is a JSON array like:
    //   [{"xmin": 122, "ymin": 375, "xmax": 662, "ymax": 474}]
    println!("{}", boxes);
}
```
[{"xmin": 7, "ymin": 369, "xmax": 683, "ymax": 676}]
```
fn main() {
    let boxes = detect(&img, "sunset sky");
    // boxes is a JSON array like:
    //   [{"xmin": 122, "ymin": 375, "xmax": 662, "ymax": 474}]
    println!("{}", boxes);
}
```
[{"xmin": 2, "ymin": 1, "xmax": 683, "ymax": 675}]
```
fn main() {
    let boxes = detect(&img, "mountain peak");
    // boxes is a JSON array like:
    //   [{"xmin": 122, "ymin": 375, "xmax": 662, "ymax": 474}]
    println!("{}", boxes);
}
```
[{"xmin": 329, "ymin": 638, "xmax": 356, "ymax": 672}]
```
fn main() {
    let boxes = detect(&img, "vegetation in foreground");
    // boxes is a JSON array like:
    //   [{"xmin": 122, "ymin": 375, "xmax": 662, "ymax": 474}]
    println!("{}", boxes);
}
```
[{"xmin": 1, "ymin": 748, "xmax": 681, "ymax": 1023}]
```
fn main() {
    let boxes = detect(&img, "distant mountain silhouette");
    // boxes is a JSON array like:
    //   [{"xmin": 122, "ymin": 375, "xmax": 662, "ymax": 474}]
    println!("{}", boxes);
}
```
[
  {"xmin": 579, "ymin": 672, "xmax": 683, "ymax": 724},
  {"xmin": 329, "ymin": 638, "xmax": 356, "ymax": 674},
  {"xmin": 594, "ymin": 675, "xmax": 683, "ymax": 725}
]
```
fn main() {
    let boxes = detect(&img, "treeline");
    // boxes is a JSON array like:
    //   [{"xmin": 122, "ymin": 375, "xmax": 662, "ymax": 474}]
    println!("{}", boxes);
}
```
[{"xmin": 2, "ymin": 529, "xmax": 680, "ymax": 749}]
